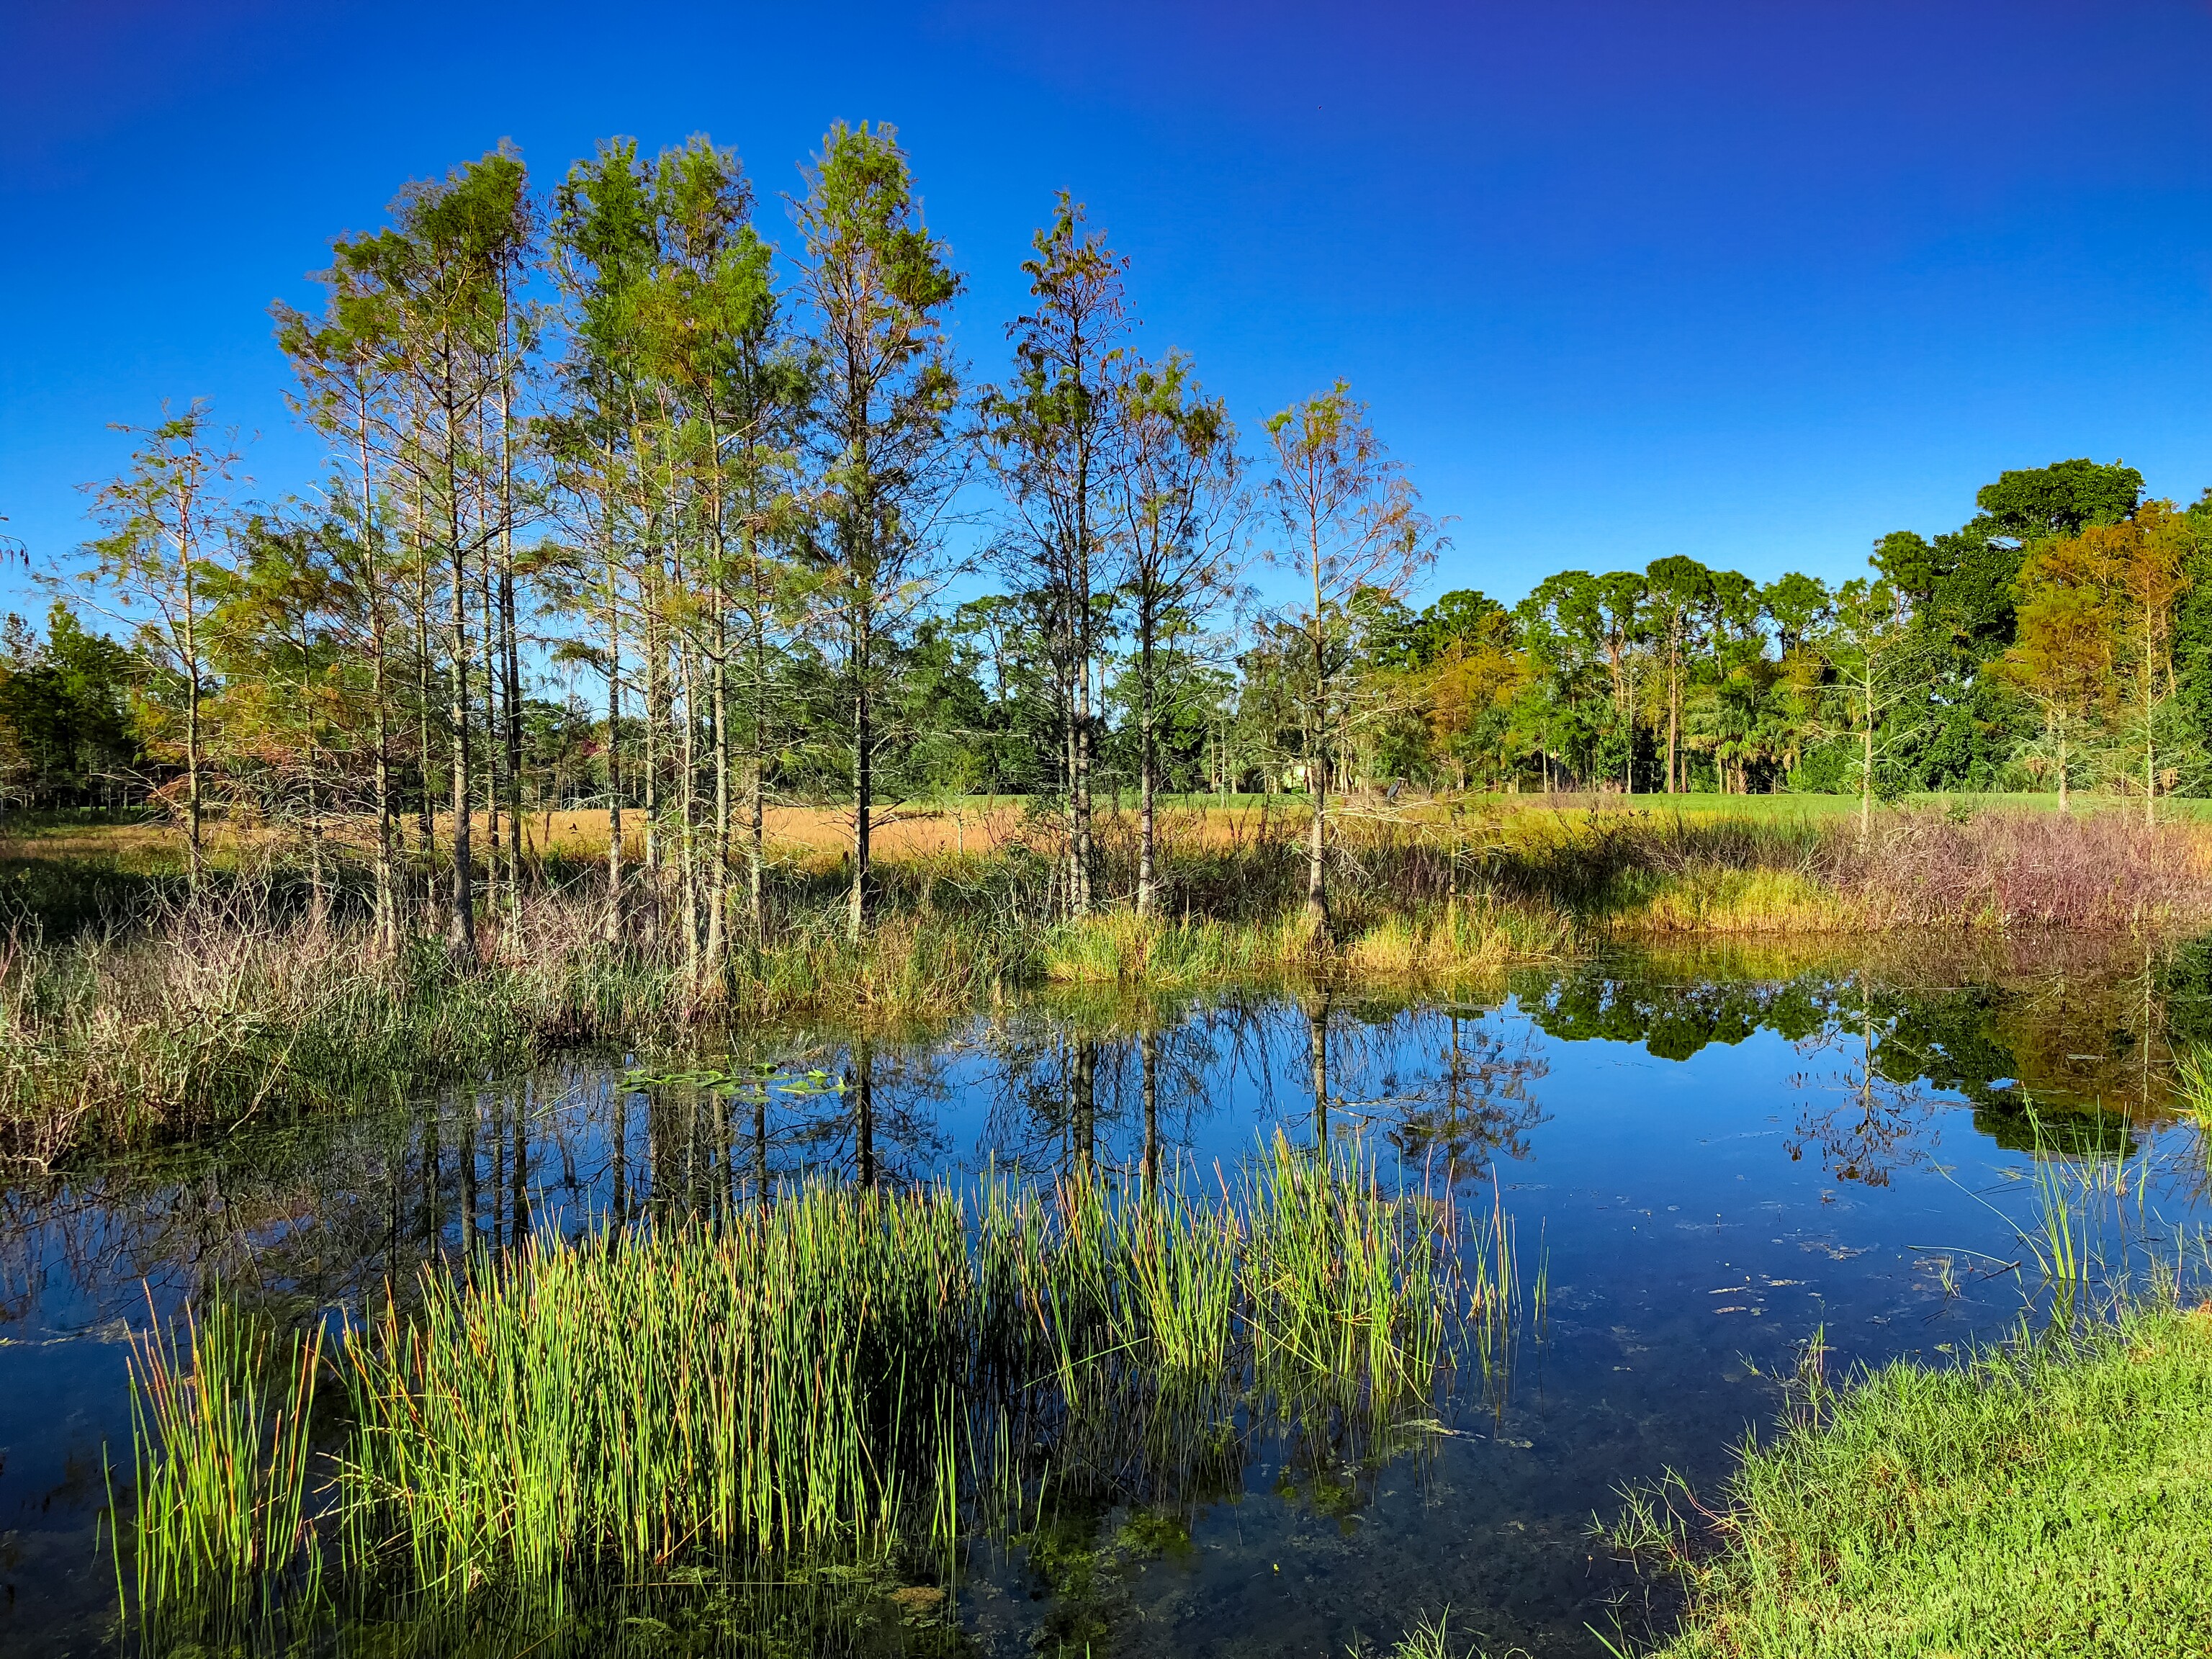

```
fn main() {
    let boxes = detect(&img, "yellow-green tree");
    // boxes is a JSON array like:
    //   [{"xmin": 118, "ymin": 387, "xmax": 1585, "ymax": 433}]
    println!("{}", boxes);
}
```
[
  {"xmin": 78, "ymin": 405, "xmax": 246, "ymax": 887},
  {"xmin": 2111, "ymin": 502, "xmax": 2193, "ymax": 823},
  {"xmin": 1263, "ymin": 382, "xmax": 1441, "ymax": 937},
  {"xmin": 2002, "ymin": 505, "xmax": 2194, "ymax": 819},
  {"xmin": 1997, "ymin": 529, "xmax": 2121, "ymax": 811}
]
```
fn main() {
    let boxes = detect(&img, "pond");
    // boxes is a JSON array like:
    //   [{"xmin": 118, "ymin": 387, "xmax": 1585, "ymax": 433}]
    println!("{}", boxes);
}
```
[{"xmin": 4, "ymin": 935, "xmax": 2210, "ymax": 1657}]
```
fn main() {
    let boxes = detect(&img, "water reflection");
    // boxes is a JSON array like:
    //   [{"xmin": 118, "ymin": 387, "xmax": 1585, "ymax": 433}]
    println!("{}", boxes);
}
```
[{"xmin": 6, "ymin": 936, "xmax": 2212, "ymax": 1657}]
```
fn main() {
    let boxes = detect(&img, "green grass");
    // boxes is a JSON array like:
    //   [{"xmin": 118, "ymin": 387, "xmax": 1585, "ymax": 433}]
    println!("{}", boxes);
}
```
[
  {"xmin": 125, "ymin": 1136, "xmax": 1519, "ymax": 1622},
  {"xmin": 1611, "ymin": 1298, "xmax": 2212, "ymax": 1658}
]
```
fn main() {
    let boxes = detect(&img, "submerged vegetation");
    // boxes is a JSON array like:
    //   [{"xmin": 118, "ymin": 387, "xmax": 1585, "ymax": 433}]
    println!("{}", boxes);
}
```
[
  {"xmin": 1606, "ymin": 1118, "xmax": 2212, "ymax": 1659},
  {"xmin": 120, "ymin": 1136, "xmax": 1528, "ymax": 1640}
]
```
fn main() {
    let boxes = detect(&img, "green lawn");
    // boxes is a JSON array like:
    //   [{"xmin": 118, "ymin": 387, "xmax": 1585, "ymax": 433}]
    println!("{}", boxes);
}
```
[{"xmin": 1624, "ymin": 1300, "xmax": 2212, "ymax": 1658}]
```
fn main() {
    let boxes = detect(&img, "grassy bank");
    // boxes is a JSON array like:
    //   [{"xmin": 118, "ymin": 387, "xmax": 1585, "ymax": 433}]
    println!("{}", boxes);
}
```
[
  {"xmin": 124, "ymin": 1139, "xmax": 1514, "ymax": 1626},
  {"xmin": 1611, "ymin": 1298, "xmax": 2212, "ymax": 1658}
]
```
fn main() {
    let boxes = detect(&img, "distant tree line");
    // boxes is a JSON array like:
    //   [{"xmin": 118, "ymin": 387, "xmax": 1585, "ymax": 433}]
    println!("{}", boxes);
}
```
[{"xmin": 1, "ymin": 126, "xmax": 2206, "ymax": 977}]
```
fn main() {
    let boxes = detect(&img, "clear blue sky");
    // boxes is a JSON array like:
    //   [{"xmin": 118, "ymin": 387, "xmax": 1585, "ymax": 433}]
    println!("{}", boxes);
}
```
[{"xmin": 4, "ymin": 0, "xmax": 2210, "ymax": 620}]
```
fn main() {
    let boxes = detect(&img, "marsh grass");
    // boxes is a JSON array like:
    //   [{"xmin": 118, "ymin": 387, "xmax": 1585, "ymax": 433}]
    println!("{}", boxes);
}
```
[
  {"xmin": 0, "ymin": 904, "xmax": 680, "ymax": 1168},
  {"xmin": 1035, "ymin": 894, "xmax": 1572, "ymax": 989},
  {"xmin": 12, "ymin": 802, "xmax": 2208, "ymax": 1169},
  {"xmin": 0, "ymin": 883, "xmax": 1040, "ymax": 1169},
  {"xmin": 124, "ymin": 1294, "xmax": 325, "ymax": 1615},
  {"xmin": 2172, "ymin": 1046, "xmax": 2212, "ymax": 1119},
  {"xmin": 123, "ymin": 1134, "xmax": 1518, "ymax": 1630},
  {"xmin": 1488, "ymin": 803, "xmax": 2212, "ymax": 934}
]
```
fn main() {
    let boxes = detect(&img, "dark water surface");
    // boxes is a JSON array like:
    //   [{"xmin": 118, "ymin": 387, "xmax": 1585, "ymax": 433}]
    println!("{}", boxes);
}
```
[{"xmin": 5, "ymin": 940, "xmax": 2210, "ymax": 1657}]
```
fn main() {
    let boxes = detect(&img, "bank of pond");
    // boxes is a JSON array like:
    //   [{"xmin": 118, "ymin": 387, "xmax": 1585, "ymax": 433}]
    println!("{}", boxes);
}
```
[{"xmin": 4, "ymin": 942, "xmax": 2211, "ymax": 1655}]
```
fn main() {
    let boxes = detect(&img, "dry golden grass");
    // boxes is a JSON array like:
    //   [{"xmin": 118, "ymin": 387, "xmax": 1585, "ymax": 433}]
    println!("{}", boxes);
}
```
[{"xmin": 510, "ymin": 797, "xmax": 1318, "ymax": 866}]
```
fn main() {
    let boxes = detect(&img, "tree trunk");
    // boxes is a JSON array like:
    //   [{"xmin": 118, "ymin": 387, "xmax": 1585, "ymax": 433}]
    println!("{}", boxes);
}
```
[
  {"xmin": 678, "ymin": 637, "xmax": 701, "ymax": 987},
  {"xmin": 1308, "ymin": 997, "xmax": 1330, "ymax": 1147},
  {"xmin": 1063, "ymin": 677, "xmax": 1079, "ymax": 916},
  {"xmin": 500, "ymin": 380, "xmax": 523, "ymax": 920},
  {"xmin": 1071, "ymin": 1038, "xmax": 1097, "ymax": 1172},
  {"xmin": 306, "ymin": 765, "xmax": 325, "ymax": 927},
  {"xmin": 1667, "ymin": 634, "xmax": 1681, "ymax": 795},
  {"xmin": 604, "ymin": 560, "xmax": 626, "ymax": 943},
  {"xmin": 182, "ymin": 585, "xmax": 202, "ymax": 891},
  {"xmin": 1305, "ymin": 568, "xmax": 1330, "ymax": 938},
  {"xmin": 1137, "ymin": 617, "xmax": 1158, "ymax": 918},
  {"xmin": 480, "ymin": 486, "xmax": 501, "ymax": 919},
  {"xmin": 1860, "ymin": 704, "xmax": 1873, "ymax": 843},
  {"xmin": 1140, "ymin": 1026, "xmax": 1159, "ymax": 1199},
  {"xmin": 747, "ymin": 720, "xmax": 765, "ymax": 944},
  {"xmin": 502, "ymin": 550, "xmax": 521, "ymax": 907},
  {"xmin": 372, "ymin": 624, "xmax": 395, "ymax": 950},
  {"xmin": 359, "ymin": 410, "xmax": 396, "ymax": 951},
  {"xmin": 744, "ymin": 544, "xmax": 769, "ymax": 944},
  {"xmin": 414, "ymin": 520, "xmax": 435, "ymax": 881},
  {"xmin": 448, "ymin": 527, "xmax": 475, "ymax": 961},
  {"xmin": 851, "ymin": 1040, "xmax": 875, "ymax": 1187},
  {"xmin": 706, "ymin": 625, "xmax": 730, "ymax": 994},
  {"xmin": 642, "ymin": 568, "xmax": 662, "ymax": 945},
  {"xmin": 1306, "ymin": 764, "xmax": 1328, "ymax": 937},
  {"xmin": 848, "ymin": 601, "xmax": 872, "ymax": 943},
  {"xmin": 2145, "ymin": 614, "xmax": 2158, "ymax": 830}
]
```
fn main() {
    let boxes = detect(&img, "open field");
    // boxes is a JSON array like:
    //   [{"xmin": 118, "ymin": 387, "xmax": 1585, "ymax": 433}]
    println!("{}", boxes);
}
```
[
  {"xmin": 463, "ymin": 790, "xmax": 2212, "ymax": 862},
  {"xmin": 10, "ymin": 788, "xmax": 2211, "ymax": 876}
]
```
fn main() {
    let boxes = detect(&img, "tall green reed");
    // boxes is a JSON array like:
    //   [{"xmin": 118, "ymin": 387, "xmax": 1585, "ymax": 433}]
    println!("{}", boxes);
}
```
[
  {"xmin": 124, "ymin": 1292, "xmax": 325, "ymax": 1614},
  {"xmin": 129, "ymin": 1137, "xmax": 1521, "ymax": 1615}
]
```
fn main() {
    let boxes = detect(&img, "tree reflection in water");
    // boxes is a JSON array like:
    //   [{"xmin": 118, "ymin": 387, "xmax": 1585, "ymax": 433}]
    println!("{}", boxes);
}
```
[{"xmin": 8, "ymin": 935, "xmax": 2209, "ymax": 1343}]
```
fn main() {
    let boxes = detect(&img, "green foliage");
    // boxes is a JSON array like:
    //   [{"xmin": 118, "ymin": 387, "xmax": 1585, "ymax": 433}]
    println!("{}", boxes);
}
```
[
  {"xmin": 125, "ymin": 1295, "xmax": 325, "ymax": 1614},
  {"xmin": 0, "ymin": 603, "xmax": 141, "ymax": 809},
  {"xmin": 1977, "ymin": 456, "xmax": 2145, "ymax": 538}
]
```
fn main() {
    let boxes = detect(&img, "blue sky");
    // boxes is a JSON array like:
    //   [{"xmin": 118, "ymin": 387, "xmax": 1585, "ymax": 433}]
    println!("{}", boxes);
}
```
[{"xmin": 4, "ymin": 0, "xmax": 2211, "ymax": 620}]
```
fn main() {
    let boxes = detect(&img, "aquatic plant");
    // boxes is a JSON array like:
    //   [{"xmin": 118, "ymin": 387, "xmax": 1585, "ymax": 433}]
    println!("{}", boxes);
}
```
[
  {"xmin": 124, "ymin": 1136, "xmax": 1523, "ymax": 1619},
  {"xmin": 2173, "ymin": 1045, "xmax": 2212, "ymax": 1118},
  {"xmin": 123, "ymin": 1293, "xmax": 325, "ymax": 1612}
]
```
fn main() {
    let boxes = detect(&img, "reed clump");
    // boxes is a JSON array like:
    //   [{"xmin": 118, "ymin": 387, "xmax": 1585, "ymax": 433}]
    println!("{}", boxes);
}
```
[
  {"xmin": 124, "ymin": 1295, "xmax": 325, "ymax": 1615},
  {"xmin": 1036, "ymin": 896, "xmax": 1568, "ymax": 987},
  {"xmin": 0, "ymin": 881, "xmax": 1040, "ymax": 1169},
  {"xmin": 0, "ymin": 901, "xmax": 678, "ymax": 1169},
  {"xmin": 125, "ymin": 1136, "xmax": 1515, "ymax": 1620}
]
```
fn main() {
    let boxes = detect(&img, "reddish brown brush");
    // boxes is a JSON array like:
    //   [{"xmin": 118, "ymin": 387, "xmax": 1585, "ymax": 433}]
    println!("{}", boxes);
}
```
[{"xmin": 1823, "ymin": 809, "xmax": 2212, "ymax": 930}]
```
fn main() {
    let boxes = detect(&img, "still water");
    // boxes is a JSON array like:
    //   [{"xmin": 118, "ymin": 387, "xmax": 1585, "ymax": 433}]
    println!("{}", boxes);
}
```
[{"xmin": 4, "ymin": 939, "xmax": 2209, "ymax": 1656}]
